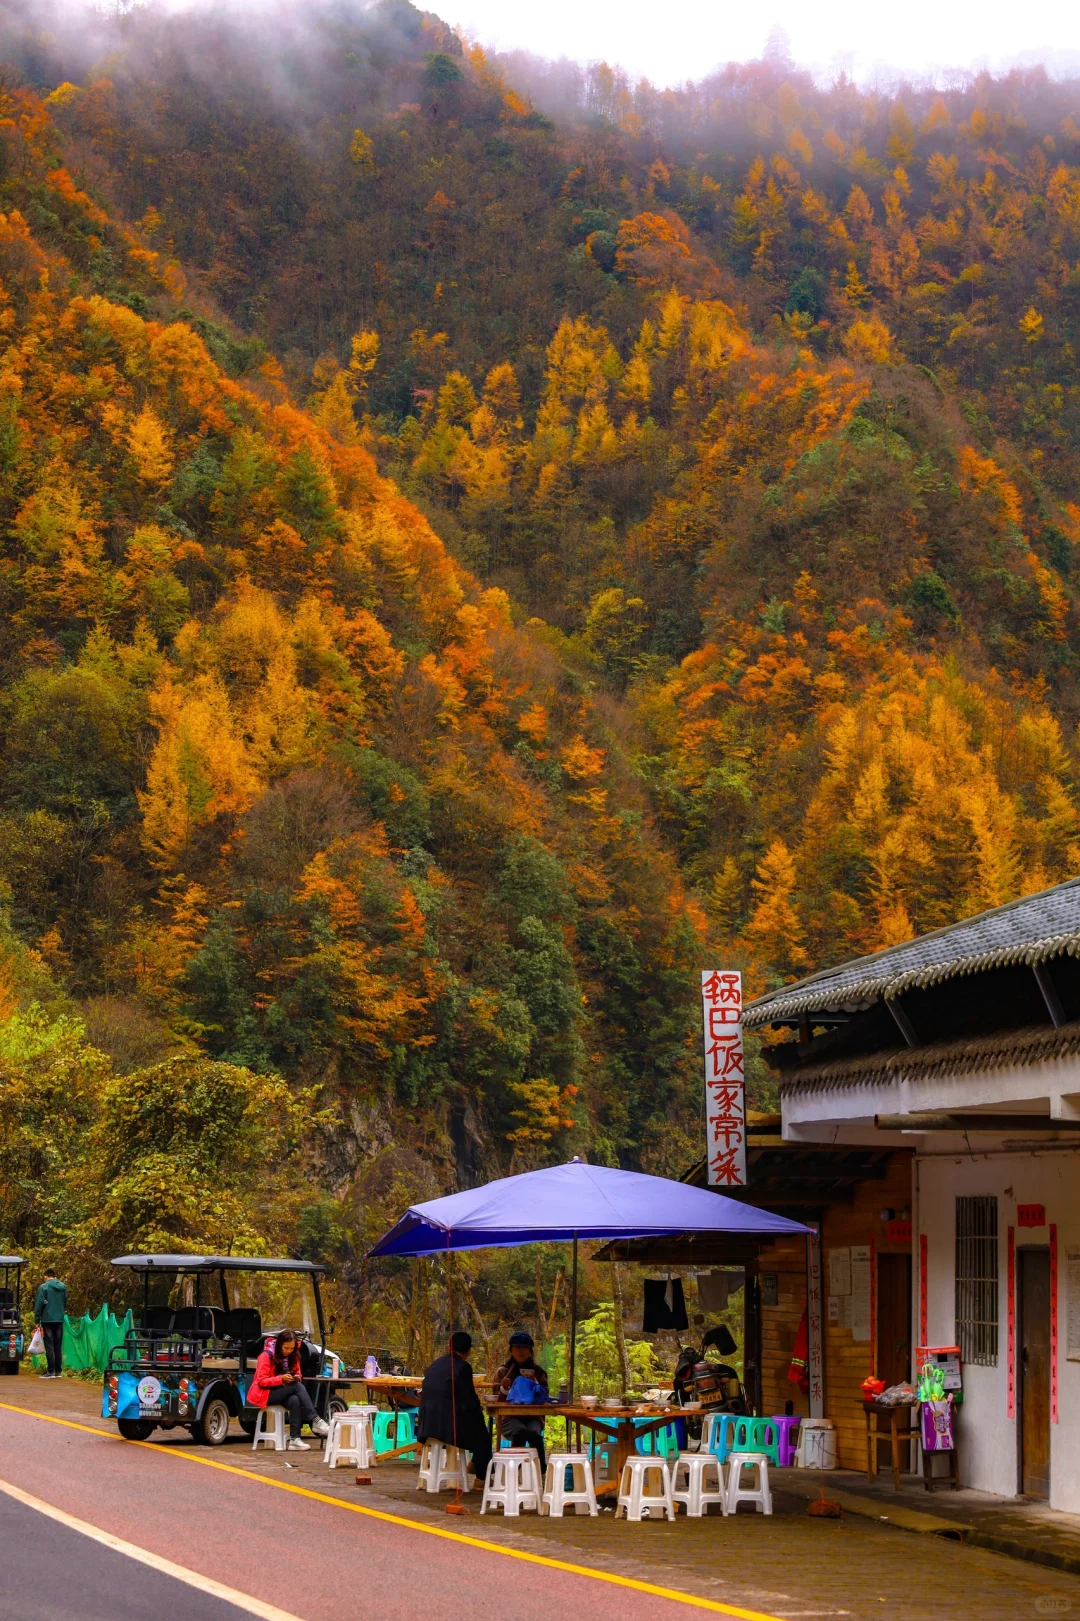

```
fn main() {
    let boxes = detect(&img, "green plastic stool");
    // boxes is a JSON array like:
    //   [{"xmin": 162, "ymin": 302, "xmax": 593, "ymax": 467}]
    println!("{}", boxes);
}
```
[
  {"xmin": 395, "ymin": 1409, "xmax": 417, "ymax": 1459},
  {"xmin": 634, "ymin": 1418, "xmax": 684, "ymax": 1460},
  {"xmin": 373, "ymin": 1410, "xmax": 417, "ymax": 1457},
  {"xmin": 732, "ymin": 1416, "xmax": 779, "ymax": 1466},
  {"xmin": 373, "ymin": 1411, "xmax": 397, "ymax": 1453}
]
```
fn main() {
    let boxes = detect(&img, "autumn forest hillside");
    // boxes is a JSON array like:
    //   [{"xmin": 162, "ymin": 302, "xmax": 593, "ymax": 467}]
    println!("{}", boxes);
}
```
[
  {"xmin": 5, "ymin": 0, "xmax": 1080, "ymax": 1344},
  {"xmin": 0, "ymin": 83, "xmax": 704, "ymax": 1328}
]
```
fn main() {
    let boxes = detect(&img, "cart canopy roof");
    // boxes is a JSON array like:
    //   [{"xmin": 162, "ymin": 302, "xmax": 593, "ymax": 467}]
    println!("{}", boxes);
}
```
[
  {"xmin": 110, "ymin": 1254, "xmax": 324, "ymax": 1275},
  {"xmin": 0, "ymin": 1256, "xmax": 25, "ymax": 1266}
]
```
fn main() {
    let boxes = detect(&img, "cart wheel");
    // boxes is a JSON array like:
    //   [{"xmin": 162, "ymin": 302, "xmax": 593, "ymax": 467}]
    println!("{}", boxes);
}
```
[
  {"xmin": 328, "ymin": 1395, "xmax": 348, "ymax": 1419},
  {"xmin": 0, "ymin": 1362, "xmax": 18, "ymax": 1375},
  {"xmin": 118, "ymin": 1419, "xmax": 155, "ymax": 1441},
  {"xmin": 193, "ymin": 1397, "xmax": 232, "ymax": 1446},
  {"xmin": 238, "ymin": 1417, "xmax": 258, "ymax": 1436}
]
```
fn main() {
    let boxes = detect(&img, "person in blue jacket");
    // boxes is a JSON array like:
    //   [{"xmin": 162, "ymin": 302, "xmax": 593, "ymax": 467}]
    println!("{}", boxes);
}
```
[
  {"xmin": 34, "ymin": 1268, "xmax": 67, "ymax": 1379},
  {"xmin": 493, "ymin": 1331, "xmax": 549, "ymax": 1471}
]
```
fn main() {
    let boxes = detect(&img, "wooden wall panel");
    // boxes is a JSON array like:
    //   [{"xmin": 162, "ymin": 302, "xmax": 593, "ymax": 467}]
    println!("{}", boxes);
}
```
[
  {"xmin": 821, "ymin": 1153, "xmax": 914, "ymax": 1469},
  {"xmin": 748, "ymin": 1152, "xmax": 914, "ymax": 1470},
  {"xmin": 755, "ymin": 1236, "xmax": 810, "ymax": 1419}
]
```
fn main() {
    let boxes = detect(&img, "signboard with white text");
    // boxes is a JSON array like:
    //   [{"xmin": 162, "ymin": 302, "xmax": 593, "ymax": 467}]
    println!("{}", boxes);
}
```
[{"xmin": 701, "ymin": 969, "xmax": 747, "ymax": 1187}]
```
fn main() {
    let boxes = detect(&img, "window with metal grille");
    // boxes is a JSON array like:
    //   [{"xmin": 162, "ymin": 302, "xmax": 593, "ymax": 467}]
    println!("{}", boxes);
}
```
[{"xmin": 955, "ymin": 1195, "xmax": 998, "ymax": 1366}]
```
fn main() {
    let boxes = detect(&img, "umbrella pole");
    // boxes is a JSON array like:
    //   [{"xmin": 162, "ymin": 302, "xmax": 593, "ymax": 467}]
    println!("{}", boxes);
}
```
[{"xmin": 568, "ymin": 1233, "xmax": 578, "ymax": 1404}]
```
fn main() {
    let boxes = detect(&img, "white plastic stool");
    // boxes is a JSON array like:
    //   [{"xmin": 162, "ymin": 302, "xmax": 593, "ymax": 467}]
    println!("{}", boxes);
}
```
[
  {"xmin": 590, "ymin": 1437, "xmax": 617, "ymax": 1485},
  {"xmin": 481, "ymin": 1449, "xmax": 543, "ymax": 1517},
  {"xmin": 671, "ymin": 1452, "xmax": 727, "ymax": 1517},
  {"xmin": 417, "ymin": 1441, "xmax": 474, "ymax": 1493},
  {"xmin": 726, "ymin": 1452, "xmax": 772, "ymax": 1515},
  {"xmin": 252, "ymin": 1406, "xmax": 287, "ymax": 1452},
  {"xmin": 615, "ymin": 1455, "xmax": 675, "ymax": 1522},
  {"xmin": 325, "ymin": 1409, "xmax": 375, "ymax": 1468},
  {"xmin": 542, "ymin": 1451, "xmax": 598, "ymax": 1517}
]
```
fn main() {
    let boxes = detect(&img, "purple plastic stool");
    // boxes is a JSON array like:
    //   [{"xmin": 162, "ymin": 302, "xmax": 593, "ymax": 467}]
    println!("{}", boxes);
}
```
[{"xmin": 771, "ymin": 1415, "xmax": 801, "ymax": 1467}]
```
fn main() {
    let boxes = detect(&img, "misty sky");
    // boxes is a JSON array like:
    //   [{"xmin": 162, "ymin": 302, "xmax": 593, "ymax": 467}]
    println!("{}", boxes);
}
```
[{"xmin": 436, "ymin": 0, "xmax": 1080, "ymax": 85}]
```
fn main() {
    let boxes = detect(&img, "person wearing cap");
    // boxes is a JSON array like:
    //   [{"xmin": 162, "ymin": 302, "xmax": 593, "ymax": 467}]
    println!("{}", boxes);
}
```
[{"xmin": 493, "ymin": 1331, "xmax": 549, "ymax": 1471}]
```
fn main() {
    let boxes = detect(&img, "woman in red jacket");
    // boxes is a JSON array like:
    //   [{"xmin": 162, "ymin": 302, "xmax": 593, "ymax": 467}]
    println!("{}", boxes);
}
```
[{"xmin": 248, "ymin": 1328, "xmax": 330, "ymax": 1450}]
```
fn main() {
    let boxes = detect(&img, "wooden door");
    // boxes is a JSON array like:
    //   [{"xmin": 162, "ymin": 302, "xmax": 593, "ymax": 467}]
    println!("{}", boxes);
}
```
[
  {"xmin": 877, "ymin": 1253, "xmax": 913, "ymax": 1387},
  {"xmin": 1020, "ymin": 1248, "xmax": 1051, "ymax": 1499}
]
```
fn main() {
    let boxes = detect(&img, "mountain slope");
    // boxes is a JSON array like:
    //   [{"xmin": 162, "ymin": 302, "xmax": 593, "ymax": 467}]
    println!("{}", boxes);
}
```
[{"xmin": 0, "ymin": 80, "xmax": 708, "ymax": 1223}]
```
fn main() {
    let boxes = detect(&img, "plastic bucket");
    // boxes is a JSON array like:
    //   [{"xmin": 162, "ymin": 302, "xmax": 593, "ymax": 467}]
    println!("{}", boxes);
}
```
[{"xmin": 796, "ymin": 1418, "xmax": 837, "ymax": 1469}]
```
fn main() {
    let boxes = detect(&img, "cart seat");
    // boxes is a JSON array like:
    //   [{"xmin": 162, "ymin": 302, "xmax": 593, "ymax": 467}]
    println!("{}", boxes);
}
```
[
  {"xmin": 222, "ymin": 1307, "xmax": 262, "ymax": 1350},
  {"xmin": 0, "ymin": 1289, "xmax": 13, "ymax": 1306},
  {"xmin": 173, "ymin": 1306, "xmax": 217, "ymax": 1343},
  {"xmin": 142, "ymin": 1306, "xmax": 176, "ymax": 1340}
]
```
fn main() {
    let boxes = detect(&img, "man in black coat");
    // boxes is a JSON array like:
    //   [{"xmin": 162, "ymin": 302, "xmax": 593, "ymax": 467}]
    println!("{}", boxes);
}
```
[{"xmin": 417, "ymin": 1330, "xmax": 492, "ymax": 1485}]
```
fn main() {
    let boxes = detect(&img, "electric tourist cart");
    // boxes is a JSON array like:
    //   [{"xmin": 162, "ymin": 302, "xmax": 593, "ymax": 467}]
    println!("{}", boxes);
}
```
[
  {"xmin": 0, "ymin": 1256, "xmax": 25, "ymax": 1374},
  {"xmin": 103, "ymin": 1254, "xmax": 354, "ymax": 1443}
]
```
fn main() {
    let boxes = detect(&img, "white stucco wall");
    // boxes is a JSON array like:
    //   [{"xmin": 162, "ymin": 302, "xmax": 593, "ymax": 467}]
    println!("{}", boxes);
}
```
[{"xmin": 917, "ymin": 1147, "xmax": 1080, "ymax": 1509}]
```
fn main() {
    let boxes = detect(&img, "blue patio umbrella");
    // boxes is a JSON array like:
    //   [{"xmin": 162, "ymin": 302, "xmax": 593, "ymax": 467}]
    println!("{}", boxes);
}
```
[{"xmin": 368, "ymin": 1157, "xmax": 810, "ymax": 1397}]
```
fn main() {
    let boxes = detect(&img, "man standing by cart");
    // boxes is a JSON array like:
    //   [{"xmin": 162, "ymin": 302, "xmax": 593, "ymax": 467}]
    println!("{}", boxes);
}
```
[{"xmin": 34, "ymin": 1267, "xmax": 67, "ymax": 1379}]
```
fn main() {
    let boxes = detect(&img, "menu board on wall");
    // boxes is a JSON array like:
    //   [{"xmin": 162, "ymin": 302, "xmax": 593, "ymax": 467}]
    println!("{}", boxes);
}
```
[
  {"xmin": 1067, "ymin": 1249, "xmax": 1080, "ymax": 1362},
  {"xmin": 851, "ymin": 1245, "xmax": 872, "ymax": 1342},
  {"xmin": 828, "ymin": 1247, "xmax": 852, "ymax": 1297}
]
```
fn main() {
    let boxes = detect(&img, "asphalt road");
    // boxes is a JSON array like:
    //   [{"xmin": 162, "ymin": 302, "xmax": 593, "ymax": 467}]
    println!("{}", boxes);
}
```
[
  {"xmin": 5, "ymin": 1389, "xmax": 1080, "ymax": 1621},
  {"xmin": 0, "ymin": 1490, "xmax": 267, "ymax": 1621},
  {"xmin": 0, "ymin": 1401, "xmax": 724, "ymax": 1621}
]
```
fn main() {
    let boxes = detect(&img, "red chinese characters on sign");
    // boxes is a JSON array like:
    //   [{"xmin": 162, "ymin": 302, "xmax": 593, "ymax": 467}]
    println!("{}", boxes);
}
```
[
  {"xmin": 702, "ymin": 969, "xmax": 746, "ymax": 1188},
  {"xmin": 1051, "ymin": 1223, "xmax": 1059, "ymax": 1425},
  {"xmin": 919, "ymin": 1233, "xmax": 928, "ymax": 1346},
  {"xmin": 807, "ymin": 1224, "xmax": 824, "ymax": 1417},
  {"xmin": 869, "ymin": 1233, "xmax": 877, "ymax": 1379},
  {"xmin": 1017, "ymin": 1204, "xmax": 1046, "ymax": 1228},
  {"xmin": 1006, "ymin": 1226, "xmax": 1016, "ymax": 1420}
]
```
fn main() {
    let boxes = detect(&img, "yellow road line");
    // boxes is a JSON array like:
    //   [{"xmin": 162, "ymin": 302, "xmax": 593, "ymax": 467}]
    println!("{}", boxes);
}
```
[
  {"xmin": 0, "ymin": 1475, "xmax": 305, "ymax": 1621},
  {"xmin": 0, "ymin": 1403, "xmax": 786, "ymax": 1621}
]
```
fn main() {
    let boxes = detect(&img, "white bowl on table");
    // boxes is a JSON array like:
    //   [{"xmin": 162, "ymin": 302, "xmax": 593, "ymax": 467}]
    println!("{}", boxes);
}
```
[{"xmin": 580, "ymin": 1395, "xmax": 599, "ymax": 1408}]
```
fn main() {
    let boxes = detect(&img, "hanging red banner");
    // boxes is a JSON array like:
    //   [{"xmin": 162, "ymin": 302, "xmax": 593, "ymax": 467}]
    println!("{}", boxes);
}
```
[
  {"xmin": 1051, "ymin": 1223, "xmax": 1059, "ymax": 1425},
  {"xmin": 919, "ymin": 1232, "xmax": 928, "ymax": 1346},
  {"xmin": 869, "ymin": 1233, "xmax": 877, "ymax": 1377},
  {"xmin": 1006, "ymin": 1226, "xmax": 1016, "ymax": 1420}
]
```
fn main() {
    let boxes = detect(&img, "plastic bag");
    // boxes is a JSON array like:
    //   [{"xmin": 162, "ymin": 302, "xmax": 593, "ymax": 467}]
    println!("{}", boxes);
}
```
[
  {"xmin": 506, "ymin": 1374, "xmax": 546, "ymax": 1404},
  {"xmin": 27, "ymin": 1327, "xmax": 44, "ymax": 1355},
  {"xmin": 877, "ymin": 1382, "xmax": 918, "ymax": 1406}
]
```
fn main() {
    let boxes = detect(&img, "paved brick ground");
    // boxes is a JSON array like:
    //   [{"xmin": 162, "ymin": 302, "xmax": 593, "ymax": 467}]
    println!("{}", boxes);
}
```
[
  {"xmin": 783, "ymin": 1466, "xmax": 1080, "ymax": 1573},
  {"xmin": 4, "ymin": 1375, "xmax": 1080, "ymax": 1620}
]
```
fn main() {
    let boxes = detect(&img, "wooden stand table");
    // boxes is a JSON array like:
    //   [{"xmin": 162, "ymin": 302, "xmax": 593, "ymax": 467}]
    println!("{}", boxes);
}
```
[{"xmin": 864, "ymin": 1401, "xmax": 919, "ymax": 1489}]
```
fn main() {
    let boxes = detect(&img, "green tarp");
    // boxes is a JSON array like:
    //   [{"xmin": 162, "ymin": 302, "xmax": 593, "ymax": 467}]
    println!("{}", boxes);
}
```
[{"xmin": 29, "ymin": 1306, "xmax": 133, "ymax": 1372}]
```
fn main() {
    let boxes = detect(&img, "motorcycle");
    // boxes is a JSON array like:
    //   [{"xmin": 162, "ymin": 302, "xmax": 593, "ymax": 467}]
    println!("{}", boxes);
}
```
[{"xmin": 671, "ymin": 1325, "xmax": 747, "ymax": 1419}]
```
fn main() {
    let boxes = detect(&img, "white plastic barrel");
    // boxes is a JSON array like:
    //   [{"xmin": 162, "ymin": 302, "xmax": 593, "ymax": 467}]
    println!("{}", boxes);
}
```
[{"xmin": 795, "ymin": 1418, "xmax": 837, "ymax": 1469}]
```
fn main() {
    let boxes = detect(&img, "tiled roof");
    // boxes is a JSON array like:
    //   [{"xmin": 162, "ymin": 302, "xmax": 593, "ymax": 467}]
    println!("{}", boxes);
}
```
[
  {"xmin": 777, "ymin": 1020, "xmax": 1080, "ymax": 1096},
  {"xmin": 743, "ymin": 876, "xmax": 1080, "ymax": 1029}
]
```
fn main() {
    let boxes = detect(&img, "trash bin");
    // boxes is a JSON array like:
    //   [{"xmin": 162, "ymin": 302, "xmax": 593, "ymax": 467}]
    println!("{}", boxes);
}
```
[{"xmin": 795, "ymin": 1418, "xmax": 837, "ymax": 1469}]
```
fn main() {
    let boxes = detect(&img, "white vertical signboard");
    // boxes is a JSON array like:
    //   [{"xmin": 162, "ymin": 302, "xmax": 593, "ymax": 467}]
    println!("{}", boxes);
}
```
[
  {"xmin": 807, "ymin": 1224, "xmax": 824, "ymax": 1418},
  {"xmin": 701, "ymin": 969, "xmax": 747, "ymax": 1187}
]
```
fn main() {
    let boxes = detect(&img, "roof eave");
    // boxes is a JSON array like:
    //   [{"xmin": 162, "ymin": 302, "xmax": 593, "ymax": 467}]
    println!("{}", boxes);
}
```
[{"xmin": 744, "ymin": 935, "xmax": 1080, "ymax": 1029}]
